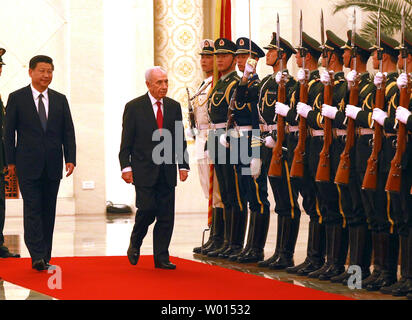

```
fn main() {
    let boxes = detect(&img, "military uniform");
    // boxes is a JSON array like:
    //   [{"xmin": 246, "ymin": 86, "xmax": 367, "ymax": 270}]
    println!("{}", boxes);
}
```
[
  {"xmin": 330, "ymin": 32, "xmax": 375, "ymax": 284},
  {"xmin": 357, "ymin": 33, "xmax": 400, "ymax": 291},
  {"xmin": 0, "ymin": 48, "xmax": 20, "ymax": 258},
  {"xmin": 283, "ymin": 32, "xmax": 327, "ymax": 276},
  {"xmin": 192, "ymin": 40, "xmax": 225, "ymax": 255},
  {"xmin": 380, "ymin": 31, "xmax": 412, "ymax": 296},
  {"xmin": 205, "ymin": 38, "xmax": 241, "ymax": 257},
  {"xmin": 311, "ymin": 30, "xmax": 350, "ymax": 280},
  {"xmin": 256, "ymin": 34, "xmax": 302, "ymax": 270},
  {"xmin": 224, "ymin": 38, "xmax": 271, "ymax": 263}
]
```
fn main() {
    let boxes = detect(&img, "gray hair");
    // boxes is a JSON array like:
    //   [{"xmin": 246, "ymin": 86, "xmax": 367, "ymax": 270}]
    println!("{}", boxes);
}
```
[{"xmin": 145, "ymin": 66, "xmax": 167, "ymax": 82}]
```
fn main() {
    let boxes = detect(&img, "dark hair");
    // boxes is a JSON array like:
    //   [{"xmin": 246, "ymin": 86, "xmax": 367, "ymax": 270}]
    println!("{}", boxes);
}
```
[{"xmin": 29, "ymin": 55, "xmax": 54, "ymax": 70}]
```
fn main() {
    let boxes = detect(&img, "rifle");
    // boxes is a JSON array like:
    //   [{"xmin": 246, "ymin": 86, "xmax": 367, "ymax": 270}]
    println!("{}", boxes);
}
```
[
  {"xmin": 290, "ymin": 10, "xmax": 309, "ymax": 178},
  {"xmin": 225, "ymin": 87, "xmax": 238, "ymax": 136},
  {"xmin": 385, "ymin": 8, "xmax": 410, "ymax": 193},
  {"xmin": 335, "ymin": 8, "xmax": 359, "ymax": 185},
  {"xmin": 186, "ymin": 87, "xmax": 197, "ymax": 139},
  {"xmin": 362, "ymin": 9, "xmax": 385, "ymax": 191},
  {"xmin": 268, "ymin": 13, "xmax": 286, "ymax": 178},
  {"xmin": 315, "ymin": 9, "xmax": 334, "ymax": 182}
]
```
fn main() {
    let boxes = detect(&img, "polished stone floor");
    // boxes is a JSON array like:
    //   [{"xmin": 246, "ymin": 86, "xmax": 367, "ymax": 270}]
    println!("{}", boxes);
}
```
[{"xmin": 0, "ymin": 212, "xmax": 405, "ymax": 300}]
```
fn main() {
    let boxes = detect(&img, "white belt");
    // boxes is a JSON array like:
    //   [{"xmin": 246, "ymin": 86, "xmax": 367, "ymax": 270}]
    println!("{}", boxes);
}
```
[
  {"xmin": 260, "ymin": 124, "xmax": 277, "ymax": 132},
  {"xmin": 357, "ymin": 128, "xmax": 374, "ymax": 136},
  {"xmin": 334, "ymin": 129, "xmax": 347, "ymax": 136},
  {"xmin": 197, "ymin": 124, "xmax": 210, "ymax": 130},
  {"xmin": 310, "ymin": 129, "xmax": 324, "ymax": 137},
  {"xmin": 237, "ymin": 125, "xmax": 253, "ymax": 132},
  {"xmin": 287, "ymin": 125, "xmax": 299, "ymax": 133},
  {"xmin": 210, "ymin": 122, "xmax": 226, "ymax": 129},
  {"xmin": 383, "ymin": 131, "xmax": 397, "ymax": 137}
]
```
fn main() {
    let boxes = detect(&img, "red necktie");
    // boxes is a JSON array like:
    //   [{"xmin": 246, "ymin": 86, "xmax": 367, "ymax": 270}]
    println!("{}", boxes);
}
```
[{"xmin": 156, "ymin": 101, "xmax": 163, "ymax": 132}]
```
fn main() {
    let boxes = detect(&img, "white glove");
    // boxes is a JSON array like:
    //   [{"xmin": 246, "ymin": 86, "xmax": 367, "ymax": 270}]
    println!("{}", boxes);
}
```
[
  {"xmin": 321, "ymin": 104, "xmax": 338, "ymax": 119},
  {"xmin": 345, "ymin": 104, "xmax": 362, "ymax": 120},
  {"xmin": 275, "ymin": 102, "xmax": 290, "ymax": 117},
  {"xmin": 397, "ymin": 73, "xmax": 408, "ymax": 90},
  {"xmin": 372, "ymin": 108, "xmax": 388, "ymax": 126},
  {"xmin": 296, "ymin": 102, "xmax": 312, "ymax": 119},
  {"xmin": 219, "ymin": 133, "xmax": 229, "ymax": 148},
  {"xmin": 320, "ymin": 70, "xmax": 331, "ymax": 84},
  {"xmin": 297, "ymin": 68, "xmax": 309, "ymax": 82},
  {"xmin": 396, "ymin": 106, "xmax": 412, "ymax": 124},
  {"xmin": 243, "ymin": 58, "xmax": 256, "ymax": 78},
  {"xmin": 275, "ymin": 71, "xmax": 288, "ymax": 84},
  {"xmin": 264, "ymin": 135, "xmax": 275, "ymax": 149},
  {"xmin": 185, "ymin": 127, "xmax": 196, "ymax": 139},
  {"xmin": 250, "ymin": 158, "xmax": 262, "ymax": 179},
  {"xmin": 346, "ymin": 70, "xmax": 357, "ymax": 83},
  {"xmin": 374, "ymin": 72, "xmax": 387, "ymax": 87}
]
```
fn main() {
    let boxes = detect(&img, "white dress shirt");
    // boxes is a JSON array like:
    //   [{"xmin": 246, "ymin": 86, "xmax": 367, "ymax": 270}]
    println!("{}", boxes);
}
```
[{"xmin": 30, "ymin": 84, "xmax": 49, "ymax": 118}]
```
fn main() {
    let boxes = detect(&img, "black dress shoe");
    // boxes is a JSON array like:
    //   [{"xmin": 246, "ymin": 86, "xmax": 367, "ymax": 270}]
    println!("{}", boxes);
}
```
[
  {"xmin": 0, "ymin": 246, "xmax": 20, "ymax": 258},
  {"xmin": 154, "ymin": 261, "xmax": 176, "ymax": 270},
  {"xmin": 127, "ymin": 246, "xmax": 140, "ymax": 265},
  {"xmin": 32, "ymin": 259, "xmax": 47, "ymax": 271}
]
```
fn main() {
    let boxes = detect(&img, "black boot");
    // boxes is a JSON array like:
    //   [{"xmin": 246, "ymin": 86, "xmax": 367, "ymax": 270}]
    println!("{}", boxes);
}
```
[
  {"xmin": 207, "ymin": 207, "xmax": 232, "ymax": 257},
  {"xmin": 381, "ymin": 235, "xmax": 407, "ymax": 295},
  {"xmin": 201, "ymin": 207, "xmax": 224, "ymax": 255},
  {"xmin": 308, "ymin": 224, "xmax": 333, "ymax": 279},
  {"xmin": 362, "ymin": 232, "xmax": 382, "ymax": 286},
  {"xmin": 366, "ymin": 232, "xmax": 399, "ymax": 291},
  {"xmin": 318, "ymin": 224, "xmax": 348, "ymax": 280},
  {"xmin": 229, "ymin": 211, "xmax": 256, "ymax": 261},
  {"xmin": 330, "ymin": 224, "xmax": 371, "ymax": 284},
  {"xmin": 269, "ymin": 215, "xmax": 300, "ymax": 270},
  {"xmin": 296, "ymin": 219, "xmax": 326, "ymax": 276},
  {"xmin": 391, "ymin": 229, "xmax": 412, "ymax": 297},
  {"xmin": 258, "ymin": 215, "xmax": 282, "ymax": 268},
  {"xmin": 217, "ymin": 207, "xmax": 246, "ymax": 258},
  {"xmin": 194, "ymin": 208, "xmax": 216, "ymax": 254},
  {"xmin": 238, "ymin": 211, "xmax": 269, "ymax": 263}
]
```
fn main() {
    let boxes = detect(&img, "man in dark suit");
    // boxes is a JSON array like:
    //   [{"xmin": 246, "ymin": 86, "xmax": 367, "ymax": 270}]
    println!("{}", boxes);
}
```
[
  {"xmin": 4, "ymin": 55, "xmax": 76, "ymax": 271},
  {"xmin": 0, "ymin": 48, "xmax": 20, "ymax": 258},
  {"xmin": 119, "ymin": 66, "xmax": 190, "ymax": 270}
]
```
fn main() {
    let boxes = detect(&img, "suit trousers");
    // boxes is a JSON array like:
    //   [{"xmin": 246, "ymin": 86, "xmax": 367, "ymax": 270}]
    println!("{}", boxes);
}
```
[
  {"xmin": 0, "ymin": 174, "xmax": 5, "ymax": 245},
  {"xmin": 131, "ymin": 165, "xmax": 175, "ymax": 263},
  {"xmin": 18, "ymin": 169, "xmax": 60, "ymax": 262}
]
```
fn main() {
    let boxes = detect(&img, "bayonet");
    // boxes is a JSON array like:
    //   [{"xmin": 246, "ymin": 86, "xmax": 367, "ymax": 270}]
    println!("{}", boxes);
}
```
[
  {"xmin": 351, "ymin": 7, "xmax": 357, "ymax": 71},
  {"xmin": 377, "ymin": 8, "xmax": 383, "ymax": 73},
  {"xmin": 276, "ymin": 13, "xmax": 283, "ymax": 72}
]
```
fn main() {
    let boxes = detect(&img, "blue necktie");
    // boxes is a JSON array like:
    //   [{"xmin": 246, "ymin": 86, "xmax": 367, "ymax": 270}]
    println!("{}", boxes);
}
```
[{"xmin": 38, "ymin": 94, "xmax": 47, "ymax": 131}]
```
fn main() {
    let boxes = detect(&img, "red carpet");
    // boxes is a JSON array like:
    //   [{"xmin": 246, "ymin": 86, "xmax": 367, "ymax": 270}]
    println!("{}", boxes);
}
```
[{"xmin": 0, "ymin": 256, "xmax": 353, "ymax": 300}]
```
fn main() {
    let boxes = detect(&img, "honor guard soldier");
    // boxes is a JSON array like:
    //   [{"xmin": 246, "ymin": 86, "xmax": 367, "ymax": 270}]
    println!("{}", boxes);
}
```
[
  {"xmin": 275, "ymin": 32, "xmax": 326, "ymax": 276},
  {"xmin": 223, "ymin": 37, "xmax": 270, "ymax": 263},
  {"xmin": 312, "ymin": 30, "xmax": 349, "ymax": 280},
  {"xmin": 0, "ymin": 48, "xmax": 20, "ymax": 259},
  {"xmin": 205, "ymin": 38, "xmax": 241, "ymax": 258},
  {"xmin": 256, "ymin": 33, "xmax": 302, "ymax": 270},
  {"xmin": 190, "ymin": 40, "xmax": 225, "ymax": 255},
  {"xmin": 381, "ymin": 29, "xmax": 412, "ymax": 297},
  {"xmin": 361, "ymin": 32, "xmax": 400, "ymax": 291},
  {"xmin": 330, "ymin": 30, "xmax": 375, "ymax": 284}
]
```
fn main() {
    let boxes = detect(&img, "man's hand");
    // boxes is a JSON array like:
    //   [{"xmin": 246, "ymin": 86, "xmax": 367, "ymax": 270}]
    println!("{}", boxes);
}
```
[
  {"xmin": 122, "ymin": 171, "xmax": 133, "ymax": 184},
  {"xmin": 345, "ymin": 104, "xmax": 362, "ymax": 120},
  {"xmin": 65, "ymin": 163, "xmax": 75, "ymax": 177},
  {"xmin": 275, "ymin": 102, "xmax": 290, "ymax": 117},
  {"xmin": 7, "ymin": 164, "xmax": 16, "ymax": 176},
  {"xmin": 296, "ymin": 102, "xmax": 312, "ymax": 119},
  {"xmin": 179, "ymin": 170, "xmax": 189, "ymax": 182}
]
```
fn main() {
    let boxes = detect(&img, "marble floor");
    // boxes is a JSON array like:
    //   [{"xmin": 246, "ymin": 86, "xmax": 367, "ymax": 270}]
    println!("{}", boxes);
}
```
[{"xmin": 0, "ymin": 212, "xmax": 406, "ymax": 300}]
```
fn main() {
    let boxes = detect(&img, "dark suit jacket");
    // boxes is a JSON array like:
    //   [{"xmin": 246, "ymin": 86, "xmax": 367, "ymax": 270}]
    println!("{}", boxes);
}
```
[
  {"xmin": 119, "ymin": 93, "xmax": 189, "ymax": 187},
  {"xmin": 4, "ymin": 85, "xmax": 76, "ymax": 180}
]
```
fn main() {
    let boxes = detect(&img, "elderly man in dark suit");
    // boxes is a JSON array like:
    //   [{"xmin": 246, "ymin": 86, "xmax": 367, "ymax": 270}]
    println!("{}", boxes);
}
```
[
  {"xmin": 4, "ymin": 55, "xmax": 76, "ymax": 271},
  {"xmin": 119, "ymin": 66, "xmax": 190, "ymax": 270}
]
